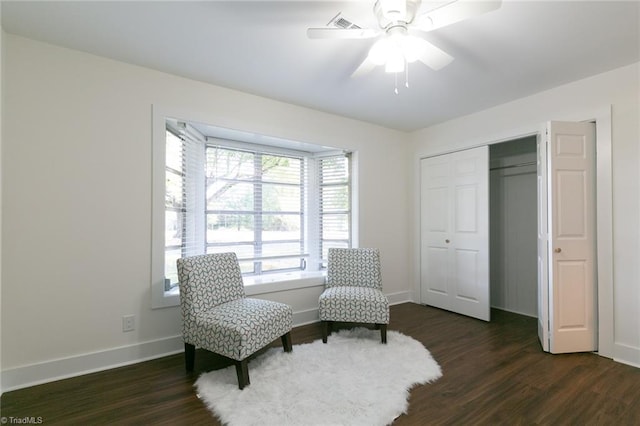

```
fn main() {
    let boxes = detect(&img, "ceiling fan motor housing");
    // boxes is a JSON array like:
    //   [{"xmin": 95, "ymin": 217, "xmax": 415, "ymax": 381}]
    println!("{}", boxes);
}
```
[{"xmin": 374, "ymin": 0, "xmax": 422, "ymax": 28}]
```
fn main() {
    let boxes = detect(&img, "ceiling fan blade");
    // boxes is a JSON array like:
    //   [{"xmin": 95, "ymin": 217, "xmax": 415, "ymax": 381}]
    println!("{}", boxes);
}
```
[
  {"xmin": 351, "ymin": 56, "xmax": 378, "ymax": 77},
  {"xmin": 416, "ymin": 0, "xmax": 502, "ymax": 32},
  {"xmin": 415, "ymin": 39, "xmax": 454, "ymax": 70},
  {"xmin": 307, "ymin": 28, "xmax": 378, "ymax": 39}
]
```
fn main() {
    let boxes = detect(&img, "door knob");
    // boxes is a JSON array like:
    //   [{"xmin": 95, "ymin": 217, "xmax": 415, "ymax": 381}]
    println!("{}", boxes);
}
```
[{"xmin": 554, "ymin": 248, "xmax": 562, "ymax": 253}]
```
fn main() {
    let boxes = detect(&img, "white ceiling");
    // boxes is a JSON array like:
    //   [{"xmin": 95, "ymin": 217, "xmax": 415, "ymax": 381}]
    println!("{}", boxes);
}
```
[{"xmin": 2, "ymin": 1, "xmax": 639, "ymax": 132}]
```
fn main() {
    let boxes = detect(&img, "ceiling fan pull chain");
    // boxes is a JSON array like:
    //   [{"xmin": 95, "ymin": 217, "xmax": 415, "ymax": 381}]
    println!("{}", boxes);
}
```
[{"xmin": 405, "ymin": 61, "xmax": 410, "ymax": 88}]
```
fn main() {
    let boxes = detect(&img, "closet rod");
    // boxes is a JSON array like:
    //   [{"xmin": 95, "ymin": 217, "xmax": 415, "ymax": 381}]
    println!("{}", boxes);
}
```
[{"xmin": 490, "ymin": 161, "xmax": 537, "ymax": 171}]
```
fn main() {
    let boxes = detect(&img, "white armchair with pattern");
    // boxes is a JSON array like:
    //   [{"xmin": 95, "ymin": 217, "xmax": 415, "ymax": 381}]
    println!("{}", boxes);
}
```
[
  {"xmin": 177, "ymin": 253, "xmax": 293, "ymax": 389},
  {"xmin": 318, "ymin": 248, "xmax": 390, "ymax": 344}
]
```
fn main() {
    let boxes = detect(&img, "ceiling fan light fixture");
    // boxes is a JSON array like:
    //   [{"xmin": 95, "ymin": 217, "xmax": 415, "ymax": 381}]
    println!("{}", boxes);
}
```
[
  {"xmin": 369, "ymin": 29, "xmax": 422, "ymax": 72},
  {"xmin": 400, "ymin": 35, "xmax": 426, "ymax": 63},
  {"xmin": 368, "ymin": 37, "xmax": 391, "ymax": 65},
  {"xmin": 384, "ymin": 49, "xmax": 405, "ymax": 73}
]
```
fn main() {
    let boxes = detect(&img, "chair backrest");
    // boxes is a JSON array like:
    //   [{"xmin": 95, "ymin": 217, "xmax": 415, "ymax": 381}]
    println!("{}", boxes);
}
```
[
  {"xmin": 176, "ymin": 253, "xmax": 246, "ymax": 316},
  {"xmin": 326, "ymin": 248, "xmax": 382, "ymax": 289}
]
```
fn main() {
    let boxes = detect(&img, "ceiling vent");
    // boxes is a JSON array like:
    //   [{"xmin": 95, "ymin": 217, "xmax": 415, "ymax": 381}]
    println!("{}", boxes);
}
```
[{"xmin": 328, "ymin": 13, "xmax": 361, "ymax": 30}]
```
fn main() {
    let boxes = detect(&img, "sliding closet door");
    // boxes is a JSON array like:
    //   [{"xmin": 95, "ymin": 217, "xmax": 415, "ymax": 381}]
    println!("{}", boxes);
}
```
[{"xmin": 420, "ymin": 146, "xmax": 490, "ymax": 321}]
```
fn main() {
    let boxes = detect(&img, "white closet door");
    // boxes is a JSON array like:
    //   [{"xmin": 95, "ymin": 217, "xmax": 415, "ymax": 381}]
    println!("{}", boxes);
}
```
[
  {"xmin": 537, "ymin": 132, "xmax": 550, "ymax": 351},
  {"xmin": 420, "ymin": 146, "xmax": 490, "ymax": 321},
  {"xmin": 547, "ymin": 121, "xmax": 597, "ymax": 353},
  {"xmin": 539, "ymin": 121, "xmax": 597, "ymax": 353}
]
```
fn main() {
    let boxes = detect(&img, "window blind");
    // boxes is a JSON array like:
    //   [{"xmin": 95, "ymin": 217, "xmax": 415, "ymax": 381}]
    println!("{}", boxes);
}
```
[
  {"xmin": 205, "ymin": 144, "xmax": 308, "ymax": 275},
  {"xmin": 163, "ymin": 123, "xmax": 205, "ymax": 288},
  {"xmin": 319, "ymin": 153, "xmax": 351, "ymax": 265}
]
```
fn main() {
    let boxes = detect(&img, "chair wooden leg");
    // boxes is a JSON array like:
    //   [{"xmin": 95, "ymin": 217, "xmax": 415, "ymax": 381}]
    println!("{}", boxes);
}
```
[
  {"xmin": 184, "ymin": 343, "xmax": 195, "ymax": 372},
  {"xmin": 380, "ymin": 324, "xmax": 387, "ymax": 344},
  {"xmin": 235, "ymin": 359, "xmax": 250, "ymax": 390},
  {"xmin": 321, "ymin": 321, "xmax": 328, "ymax": 343},
  {"xmin": 281, "ymin": 332, "xmax": 293, "ymax": 352}
]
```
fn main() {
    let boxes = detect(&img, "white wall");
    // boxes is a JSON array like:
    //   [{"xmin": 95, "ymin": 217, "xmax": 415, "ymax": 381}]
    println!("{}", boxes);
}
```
[
  {"xmin": 1, "ymin": 35, "xmax": 411, "ymax": 391},
  {"xmin": 409, "ymin": 62, "xmax": 640, "ymax": 368}
]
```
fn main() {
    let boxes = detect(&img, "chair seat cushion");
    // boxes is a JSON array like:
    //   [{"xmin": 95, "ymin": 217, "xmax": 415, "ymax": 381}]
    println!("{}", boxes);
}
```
[
  {"xmin": 318, "ymin": 286, "xmax": 389, "ymax": 324},
  {"xmin": 190, "ymin": 298, "xmax": 292, "ymax": 361}
]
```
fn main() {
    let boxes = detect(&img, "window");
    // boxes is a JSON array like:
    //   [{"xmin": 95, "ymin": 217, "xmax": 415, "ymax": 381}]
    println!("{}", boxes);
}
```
[{"xmin": 157, "ymin": 119, "xmax": 352, "ymax": 298}]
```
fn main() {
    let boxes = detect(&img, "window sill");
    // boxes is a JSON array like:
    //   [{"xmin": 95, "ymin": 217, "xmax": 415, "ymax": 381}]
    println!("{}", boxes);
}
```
[
  {"xmin": 160, "ymin": 271, "xmax": 327, "ymax": 306},
  {"xmin": 243, "ymin": 271, "xmax": 327, "ymax": 296},
  {"xmin": 165, "ymin": 286, "xmax": 180, "ymax": 297}
]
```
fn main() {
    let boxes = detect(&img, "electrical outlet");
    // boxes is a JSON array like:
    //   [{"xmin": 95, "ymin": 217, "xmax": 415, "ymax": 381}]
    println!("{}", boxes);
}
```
[{"xmin": 122, "ymin": 315, "xmax": 135, "ymax": 332}]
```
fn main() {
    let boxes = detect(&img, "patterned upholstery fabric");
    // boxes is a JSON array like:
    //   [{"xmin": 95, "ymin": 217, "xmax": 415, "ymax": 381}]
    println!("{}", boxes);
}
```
[
  {"xmin": 318, "ymin": 286, "xmax": 389, "ymax": 323},
  {"xmin": 177, "ymin": 253, "xmax": 293, "ymax": 361},
  {"xmin": 319, "ymin": 248, "xmax": 390, "ymax": 325},
  {"xmin": 326, "ymin": 248, "xmax": 382, "ymax": 289}
]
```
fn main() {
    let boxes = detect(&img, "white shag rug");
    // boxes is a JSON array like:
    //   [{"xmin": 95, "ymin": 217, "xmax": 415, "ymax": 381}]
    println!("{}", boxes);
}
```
[{"xmin": 195, "ymin": 327, "xmax": 442, "ymax": 426}]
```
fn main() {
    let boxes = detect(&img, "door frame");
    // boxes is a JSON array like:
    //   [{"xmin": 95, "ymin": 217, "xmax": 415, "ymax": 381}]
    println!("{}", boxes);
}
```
[{"xmin": 417, "ymin": 106, "xmax": 613, "ymax": 358}]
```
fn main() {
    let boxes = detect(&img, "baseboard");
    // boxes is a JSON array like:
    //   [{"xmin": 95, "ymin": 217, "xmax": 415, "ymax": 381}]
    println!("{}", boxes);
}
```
[
  {"xmin": 292, "ymin": 307, "xmax": 321, "ymax": 327},
  {"xmin": 1, "ymin": 335, "xmax": 184, "ymax": 394},
  {"xmin": 613, "ymin": 342, "xmax": 640, "ymax": 369},
  {"xmin": 0, "ymin": 294, "xmax": 415, "ymax": 394},
  {"xmin": 0, "ymin": 308, "xmax": 326, "ymax": 393},
  {"xmin": 490, "ymin": 306, "xmax": 537, "ymax": 319},
  {"xmin": 386, "ymin": 291, "xmax": 413, "ymax": 306}
]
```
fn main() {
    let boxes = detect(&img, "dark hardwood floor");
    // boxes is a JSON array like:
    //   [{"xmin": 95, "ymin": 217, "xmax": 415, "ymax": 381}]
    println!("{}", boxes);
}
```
[{"xmin": 2, "ymin": 303, "xmax": 639, "ymax": 425}]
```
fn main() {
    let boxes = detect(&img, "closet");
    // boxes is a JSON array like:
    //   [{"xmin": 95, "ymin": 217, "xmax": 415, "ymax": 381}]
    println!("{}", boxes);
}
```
[
  {"xmin": 421, "ymin": 122, "xmax": 596, "ymax": 353},
  {"xmin": 489, "ymin": 137, "xmax": 537, "ymax": 317},
  {"xmin": 419, "ymin": 138, "xmax": 537, "ymax": 322}
]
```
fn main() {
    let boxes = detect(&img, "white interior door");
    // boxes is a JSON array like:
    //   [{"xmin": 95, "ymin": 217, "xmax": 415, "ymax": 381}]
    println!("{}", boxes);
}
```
[
  {"xmin": 545, "ymin": 121, "xmax": 597, "ymax": 353},
  {"xmin": 420, "ymin": 146, "xmax": 490, "ymax": 321},
  {"xmin": 537, "ymin": 131, "xmax": 550, "ymax": 351}
]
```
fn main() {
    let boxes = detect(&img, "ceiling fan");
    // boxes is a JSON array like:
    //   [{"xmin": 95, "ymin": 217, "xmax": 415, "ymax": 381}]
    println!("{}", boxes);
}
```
[{"xmin": 307, "ymin": 0, "xmax": 502, "ymax": 80}]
